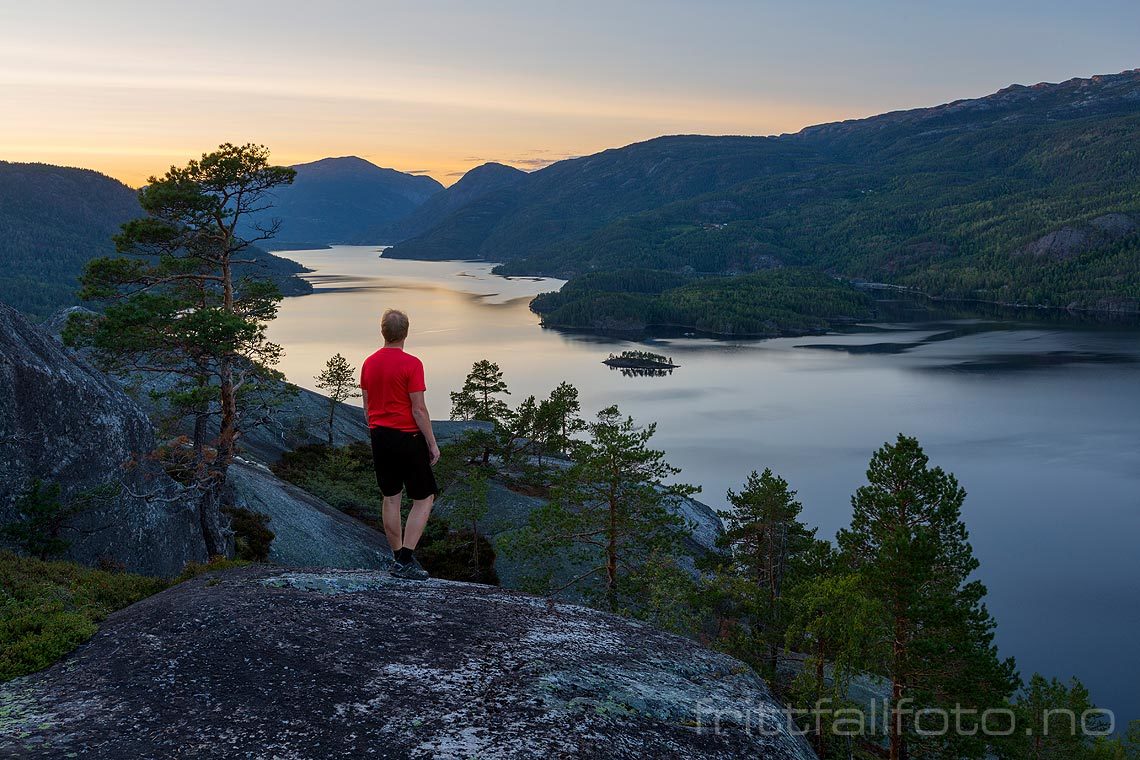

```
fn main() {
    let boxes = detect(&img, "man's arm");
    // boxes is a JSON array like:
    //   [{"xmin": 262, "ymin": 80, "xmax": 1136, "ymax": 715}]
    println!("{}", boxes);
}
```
[
  {"xmin": 361, "ymin": 389, "xmax": 369, "ymax": 424},
  {"xmin": 409, "ymin": 391, "xmax": 440, "ymax": 465}
]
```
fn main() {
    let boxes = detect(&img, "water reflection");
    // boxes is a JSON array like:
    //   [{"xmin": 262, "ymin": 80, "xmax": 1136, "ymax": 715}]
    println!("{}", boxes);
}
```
[
  {"xmin": 267, "ymin": 246, "xmax": 1140, "ymax": 722},
  {"xmin": 609, "ymin": 366, "xmax": 675, "ymax": 378}
]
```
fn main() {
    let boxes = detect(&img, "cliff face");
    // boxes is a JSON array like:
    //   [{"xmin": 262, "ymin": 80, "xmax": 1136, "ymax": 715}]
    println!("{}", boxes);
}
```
[
  {"xmin": 0, "ymin": 567, "xmax": 815, "ymax": 759},
  {"xmin": 0, "ymin": 301, "xmax": 204, "ymax": 575}
]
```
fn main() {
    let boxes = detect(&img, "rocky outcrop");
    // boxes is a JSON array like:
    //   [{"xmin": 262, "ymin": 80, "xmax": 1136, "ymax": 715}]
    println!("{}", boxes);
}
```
[
  {"xmin": 0, "ymin": 301, "xmax": 204, "ymax": 576},
  {"xmin": 1018, "ymin": 213, "xmax": 1137, "ymax": 260},
  {"xmin": 235, "ymin": 397, "xmax": 486, "ymax": 466},
  {"xmin": 235, "ymin": 384, "xmax": 373, "ymax": 464},
  {"xmin": 0, "ymin": 567, "xmax": 814, "ymax": 759},
  {"xmin": 228, "ymin": 459, "xmax": 393, "ymax": 569}
]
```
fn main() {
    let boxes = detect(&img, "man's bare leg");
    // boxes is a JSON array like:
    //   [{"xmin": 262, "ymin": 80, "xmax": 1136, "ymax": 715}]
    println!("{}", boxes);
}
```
[
  {"xmin": 381, "ymin": 492, "xmax": 404, "ymax": 554},
  {"xmin": 401, "ymin": 495, "xmax": 435, "ymax": 551}
]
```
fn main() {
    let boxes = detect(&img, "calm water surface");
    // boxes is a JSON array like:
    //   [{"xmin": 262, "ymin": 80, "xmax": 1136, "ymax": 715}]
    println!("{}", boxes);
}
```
[{"xmin": 269, "ymin": 246, "xmax": 1140, "ymax": 720}]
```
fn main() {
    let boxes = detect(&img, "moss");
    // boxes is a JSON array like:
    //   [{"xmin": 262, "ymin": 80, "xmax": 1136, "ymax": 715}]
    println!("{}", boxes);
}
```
[
  {"xmin": 0, "ymin": 551, "xmax": 167, "ymax": 681},
  {"xmin": 173, "ymin": 556, "xmax": 249, "ymax": 584}
]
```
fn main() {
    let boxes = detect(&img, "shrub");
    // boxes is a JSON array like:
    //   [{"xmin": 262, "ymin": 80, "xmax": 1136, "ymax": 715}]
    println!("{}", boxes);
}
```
[
  {"xmin": 0, "ymin": 551, "xmax": 167, "ymax": 680},
  {"xmin": 222, "ymin": 506, "xmax": 274, "ymax": 562}
]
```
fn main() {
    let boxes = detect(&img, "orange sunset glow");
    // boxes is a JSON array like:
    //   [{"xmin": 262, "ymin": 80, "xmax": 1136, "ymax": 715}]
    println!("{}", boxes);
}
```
[{"xmin": 6, "ymin": 1, "xmax": 1136, "ymax": 185}]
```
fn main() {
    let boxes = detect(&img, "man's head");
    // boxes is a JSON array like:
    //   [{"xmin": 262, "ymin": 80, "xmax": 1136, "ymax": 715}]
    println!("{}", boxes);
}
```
[{"xmin": 381, "ymin": 309, "xmax": 410, "ymax": 345}]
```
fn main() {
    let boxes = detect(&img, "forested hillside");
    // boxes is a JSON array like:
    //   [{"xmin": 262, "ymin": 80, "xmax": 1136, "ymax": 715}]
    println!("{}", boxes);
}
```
[
  {"xmin": 530, "ymin": 268, "xmax": 873, "ymax": 336},
  {"xmin": 387, "ymin": 70, "xmax": 1140, "ymax": 320},
  {"xmin": 0, "ymin": 163, "xmax": 139, "ymax": 316},
  {"xmin": 373, "ymin": 161, "xmax": 526, "ymax": 244},
  {"xmin": 0, "ymin": 162, "xmax": 312, "ymax": 317}
]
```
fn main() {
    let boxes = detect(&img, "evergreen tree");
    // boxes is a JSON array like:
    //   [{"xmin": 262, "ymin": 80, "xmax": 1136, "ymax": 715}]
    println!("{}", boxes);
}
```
[
  {"xmin": 1001, "ymin": 674, "xmax": 1112, "ymax": 760},
  {"xmin": 66, "ymin": 143, "xmax": 295, "ymax": 556},
  {"xmin": 450, "ymin": 359, "xmax": 511, "ymax": 465},
  {"xmin": 504, "ymin": 405, "xmax": 697, "ymax": 613},
  {"xmin": 497, "ymin": 394, "xmax": 539, "ymax": 467},
  {"xmin": 838, "ymin": 434, "xmax": 1017, "ymax": 760},
  {"xmin": 716, "ymin": 468, "xmax": 819, "ymax": 675},
  {"xmin": 784, "ymin": 572, "xmax": 888, "ymax": 759},
  {"xmin": 0, "ymin": 480, "xmax": 120, "ymax": 561},
  {"xmin": 448, "ymin": 466, "xmax": 490, "ymax": 569},
  {"xmin": 449, "ymin": 359, "xmax": 510, "ymax": 423},
  {"xmin": 314, "ymin": 353, "xmax": 361, "ymax": 445},
  {"xmin": 540, "ymin": 381, "xmax": 586, "ymax": 456},
  {"xmin": 1091, "ymin": 721, "xmax": 1140, "ymax": 760}
]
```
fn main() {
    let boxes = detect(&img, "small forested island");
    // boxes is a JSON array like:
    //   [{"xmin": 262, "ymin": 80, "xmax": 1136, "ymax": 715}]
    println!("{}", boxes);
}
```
[{"xmin": 603, "ymin": 349, "xmax": 678, "ymax": 369}]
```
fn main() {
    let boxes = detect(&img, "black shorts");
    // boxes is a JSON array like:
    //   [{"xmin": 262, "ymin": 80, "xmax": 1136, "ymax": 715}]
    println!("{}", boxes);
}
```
[{"xmin": 369, "ymin": 425, "xmax": 438, "ymax": 500}]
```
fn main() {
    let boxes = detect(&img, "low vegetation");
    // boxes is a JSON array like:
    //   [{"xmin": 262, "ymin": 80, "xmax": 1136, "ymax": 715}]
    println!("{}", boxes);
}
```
[
  {"xmin": 0, "ymin": 552, "xmax": 243, "ymax": 681},
  {"xmin": 272, "ymin": 442, "xmax": 498, "ymax": 585}
]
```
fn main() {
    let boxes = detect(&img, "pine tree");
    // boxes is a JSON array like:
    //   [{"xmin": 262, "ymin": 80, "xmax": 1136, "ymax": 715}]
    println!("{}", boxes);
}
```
[
  {"xmin": 838, "ymin": 434, "xmax": 1017, "ymax": 760},
  {"xmin": 784, "ymin": 572, "xmax": 888, "ymax": 759},
  {"xmin": 504, "ymin": 405, "xmax": 697, "ymax": 613},
  {"xmin": 450, "ymin": 360, "xmax": 511, "ymax": 464},
  {"xmin": 0, "ymin": 480, "xmax": 120, "ymax": 561},
  {"xmin": 1002, "ymin": 675, "xmax": 1112, "ymax": 760},
  {"xmin": 717, "ymin": 468, "xmax": 819, "ymax": 675},
  {"xmin": 1090, "ymin": 721, "xmax": 1140, "ymax": 760},
  {"xmin": 449, "ymin": 359, "xmax": 510, "ymax": 423},
  {"xmin": 497, "ymin": 394, "xmax": 538, "ymax": 467},
  {"xmin": 448, "ymin": 467, "xmax": 490, "ymax": 569},
  {"xmin": 541, "ymin": 381, "xmax": 585, "ymax": 456},
  {"xmin": 314, "ymin": 353, "xmax": 361, "ymax": 445},
  {"xmin": 66, "ymin": 143, "xmax": 295, "ymax": 556}
]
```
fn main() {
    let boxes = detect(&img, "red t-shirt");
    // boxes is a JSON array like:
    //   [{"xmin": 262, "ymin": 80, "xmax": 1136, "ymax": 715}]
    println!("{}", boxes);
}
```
[{"xmin": 359, "ymin": 347, "xmax": 426, "ymax": 432}]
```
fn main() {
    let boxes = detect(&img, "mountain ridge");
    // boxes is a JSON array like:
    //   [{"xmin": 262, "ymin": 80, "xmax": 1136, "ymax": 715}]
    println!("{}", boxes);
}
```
[
  {"xmin": 386, "ymin": 68, "xmax": 1140, "ymax": 322},
  {"xmin": 369, "ymin": 161, "xmax": 526, "ymax": 244},
  {"xmin": 251, "ymin": 155, "xmax": 443, "ymax": 245}
]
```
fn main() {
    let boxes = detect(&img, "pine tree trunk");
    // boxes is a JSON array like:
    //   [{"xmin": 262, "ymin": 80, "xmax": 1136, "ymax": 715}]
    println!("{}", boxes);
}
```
[
  {"xmin": 197, "ymin": 483, "xmax": 227, "ymax": 557},
  {"xmin": 606, "ymin": 494, "xmax": 618, "ymax": 612},
  {"xmin": 202, "ymin": 250, "xmax": 237, "ymax": 559},
  {"xmin": 193, "ymin": 411, "xmax": 208, "ymax": 460},
  {"xmin": 206, "ymin": 359, "xmax": 235, "ymax": 559},
  {"xmin": 815, "ymin": 640, "xmax": 827, "ymax": 758},
  {"xmin": 216, "ymin": 254, "xmax": 239, "ymax": 471},
  {"xmin": 327, "ymin": 398, "xmax": 336, "ymax": 446},
  {"xmin": 889, "ymin": 640, "xmax": 906, "ymax": 760},
  {"xmin": 218, "ymin": 359, "xmax": 237, "ymax": 467}
]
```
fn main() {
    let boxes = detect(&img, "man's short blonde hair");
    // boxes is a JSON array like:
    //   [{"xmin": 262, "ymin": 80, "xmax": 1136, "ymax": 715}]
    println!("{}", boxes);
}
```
[{"xmin": 381, "ymin": 309, "xmax": 410, "ymax": 343}]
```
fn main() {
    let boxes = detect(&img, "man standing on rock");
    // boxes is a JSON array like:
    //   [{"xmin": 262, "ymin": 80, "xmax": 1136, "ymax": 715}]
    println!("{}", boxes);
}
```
[{"xmin": 360, "ymin": 309, "xmax": 441, "ymax": 580}]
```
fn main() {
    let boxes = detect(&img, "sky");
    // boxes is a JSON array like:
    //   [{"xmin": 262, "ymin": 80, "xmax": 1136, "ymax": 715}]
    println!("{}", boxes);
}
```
[{"xmin": 2, "ymin": 0, "xmax": 1138, "ymax": 187}]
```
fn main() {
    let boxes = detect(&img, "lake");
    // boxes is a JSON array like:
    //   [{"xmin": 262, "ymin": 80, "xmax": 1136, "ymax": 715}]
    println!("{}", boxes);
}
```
[{"xmin": 268, "ymin": 245, "xmax": 1140, "ymax": 723}]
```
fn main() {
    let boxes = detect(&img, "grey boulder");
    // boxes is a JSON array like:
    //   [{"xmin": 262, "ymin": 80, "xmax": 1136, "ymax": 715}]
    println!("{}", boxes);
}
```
[
  {"xmin": 0, "ymin": 567, "xmax": 815, "ymax": 759},
  {"xmin": 0, "ymin": 301, "xmax": 203, "ymax": 576}
]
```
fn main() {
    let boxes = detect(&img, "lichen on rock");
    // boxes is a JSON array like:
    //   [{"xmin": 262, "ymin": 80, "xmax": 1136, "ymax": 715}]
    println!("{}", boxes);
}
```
[{"xmin": 0, "ymin": 567, "xmax": 815, "ymax": 759}]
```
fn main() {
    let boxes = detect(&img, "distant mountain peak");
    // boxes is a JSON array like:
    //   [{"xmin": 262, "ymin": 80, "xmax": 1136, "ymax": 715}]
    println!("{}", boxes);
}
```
[
  {"xmin": 455, "ymin": 161, "xmax": 525, "ymax": 183},
  {"xmin": 238, "ymin": 156, "xmax": 444, "ymax": 244},
  {"xmin": 367, "ymin": 161, "xmax": 527, "ymax": 244}
]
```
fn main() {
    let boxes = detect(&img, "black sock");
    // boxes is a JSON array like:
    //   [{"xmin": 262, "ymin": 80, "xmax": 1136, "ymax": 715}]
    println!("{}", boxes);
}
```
[{"xmin": 396, "ymin": 547, "xmax": 414, "ymax": 564}]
